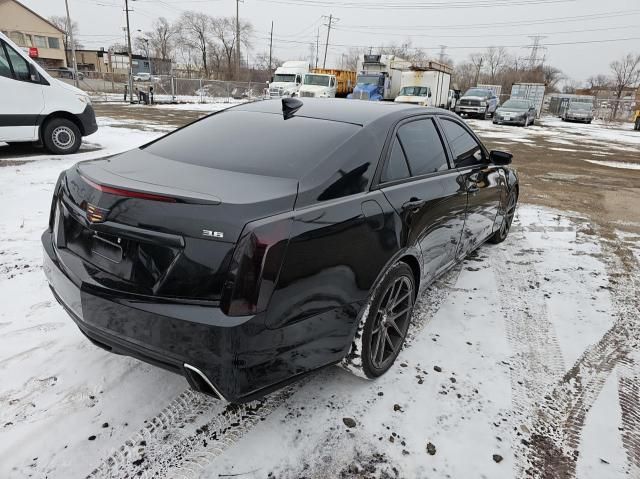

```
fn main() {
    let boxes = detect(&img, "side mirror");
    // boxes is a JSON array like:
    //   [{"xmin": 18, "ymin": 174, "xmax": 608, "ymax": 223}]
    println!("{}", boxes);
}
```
[
  {"xmin": 28, "ymin": 63, "xmax": 40, "ymax": 83},
  {"xmin": 490, "ymin": 150, "xmax": 513, "ymax": 165},
  {"xmin": 266, "ymin": 80, "xmax": 270, "ymax": 85},
  {"xmin": 428, "ymin": 91, "xmax": 432, "ymax": 98}
]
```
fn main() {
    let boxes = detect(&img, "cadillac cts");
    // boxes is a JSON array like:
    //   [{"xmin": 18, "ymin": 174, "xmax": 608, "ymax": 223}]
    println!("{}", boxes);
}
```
[{"xmin": 42, "ymin": 98, "xmax": 519, "ymax": 403}]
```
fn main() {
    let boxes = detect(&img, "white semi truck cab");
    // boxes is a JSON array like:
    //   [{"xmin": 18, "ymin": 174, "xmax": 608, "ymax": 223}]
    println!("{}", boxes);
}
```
[
  {"xmin": 268, "ymin": 61, "xmax": 310, "ymax": 98},
  {"xmin": 298, "ymin": 73, "xmax": 337, "ymax": 98}
]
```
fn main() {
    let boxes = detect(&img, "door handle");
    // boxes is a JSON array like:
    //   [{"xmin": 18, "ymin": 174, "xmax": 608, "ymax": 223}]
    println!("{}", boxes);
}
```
[{"xmin": 402, "ymin": 198, "xmax": 426, "ymax": 211}]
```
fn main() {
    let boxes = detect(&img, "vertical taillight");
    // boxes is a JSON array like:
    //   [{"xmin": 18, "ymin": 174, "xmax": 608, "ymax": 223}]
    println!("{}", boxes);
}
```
[{"xmin": 221, "ymin": 218, "xmax": 292, "ymax": 316}]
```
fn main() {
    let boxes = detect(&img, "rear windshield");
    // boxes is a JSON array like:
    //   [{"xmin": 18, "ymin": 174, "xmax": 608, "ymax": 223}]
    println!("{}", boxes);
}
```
[{"xmin": 144, "ymin": 110, "xmax": 360, "ymax": 179}]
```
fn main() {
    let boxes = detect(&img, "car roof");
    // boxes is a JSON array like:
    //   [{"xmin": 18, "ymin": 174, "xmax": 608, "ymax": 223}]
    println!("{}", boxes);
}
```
[{"xmin": 233, "ymin": 98, "xmax": 441, "ymax": 126}]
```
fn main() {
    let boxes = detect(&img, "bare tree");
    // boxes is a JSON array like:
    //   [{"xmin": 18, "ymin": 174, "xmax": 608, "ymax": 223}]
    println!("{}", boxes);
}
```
[
  {"xmin": 453, "ymin": 61, "xmax": 477, "ymax": 92},
  {"xmin": 469, "ymin": 53, "xmax": 485, "ymax": 85},
  {"xmin": 542, "ymin": 65, "xmax": 564, "ymax": 91},
  {"xmin": 586, "ymin": 74, "xmax": 610, "ymax": 90},
  {"xmin": 484, "ymin": 46, "xmax": 507, "ymax": 83},
  {"xmin": 177, "ymin": 11, "xmax": 214, "ymax": 76},
  {"xmin": 212, "ymin": 17, "xmax": 253, "ymax": 79},
  {"xmin": 610, "ymin": 52, "xmax": 640, "ymax": 119},
  {"xmin": 141, "ymin": 17, "xmax": 176, "ymax": 63},
  {"xmin": 48, "ymin": 15, "xmax": 83, "ymax": 50}
]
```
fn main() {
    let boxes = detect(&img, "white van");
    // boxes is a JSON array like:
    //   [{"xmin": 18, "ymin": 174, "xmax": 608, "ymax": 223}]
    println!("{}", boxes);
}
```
[{"xmin": 0, "ymin": 31, "xmax": 97, "ymax": 154}]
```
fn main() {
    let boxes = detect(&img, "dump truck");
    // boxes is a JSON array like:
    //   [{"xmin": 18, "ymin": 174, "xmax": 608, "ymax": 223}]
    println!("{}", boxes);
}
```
[
  {"xmin": 394, "ymin": 61, "xmax": 452, "ymax": 108},
  {"xmin": 310, "ymin": 68, "xmax": 356, "ymax": 97},
  {"xmin": 634, "ymin": 87, "xmax": 640, "ymax": 131},
  {"xmin": 348, "ymin": 54, "xmax": 410, "ymax": 101}
]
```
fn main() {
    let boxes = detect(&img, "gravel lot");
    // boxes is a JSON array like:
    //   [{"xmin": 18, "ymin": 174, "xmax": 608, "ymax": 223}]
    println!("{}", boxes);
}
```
[{"xmin": 0, "ymin": 102, "xmax": 638, "ymax": 479}]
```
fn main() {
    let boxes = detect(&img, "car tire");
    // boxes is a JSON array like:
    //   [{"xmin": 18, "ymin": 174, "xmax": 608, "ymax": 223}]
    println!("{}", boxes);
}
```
[
  {"xmin": 341, "ymin": 262, "xmax": 416, "ymax": 379},
  {"xmin": 635, "ymin": 118, "xmax": 640, "ymax": 130},
  {"xmin": 489, "ymin": 188, "xmax": 517, "ymax": 244},
  {"xmin": 483, "ymin": 107, "xmax": 491, "ymax": 120},
  {"xmin": 42, "ymin": 118, "xmax": 81, "ymax": 155}
]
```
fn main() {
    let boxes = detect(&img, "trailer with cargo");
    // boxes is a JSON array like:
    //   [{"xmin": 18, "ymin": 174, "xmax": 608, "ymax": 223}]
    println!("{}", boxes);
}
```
[
  {"xmin": 348, "ymin": 54, "xmax": 410, "ymax": 101},
  {"xmin": 510, "ymin": 82, "xmax": 546, "ymax": 118},
  {"xmin": 393, "ymin": 61, "xmax": 452, "ymax": 108}
]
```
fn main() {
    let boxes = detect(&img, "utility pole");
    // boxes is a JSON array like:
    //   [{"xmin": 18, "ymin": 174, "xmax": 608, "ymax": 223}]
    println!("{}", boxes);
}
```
[
  {"xmin": 315, "ymin": 28, "xmax": 319, "ymax": 69},
  {"xmin": 236, "ymin": 0, "xmax": 241, "ymax": 81},
  {"xmin": 124, "ymin": 0, "xmax": 134, "ymax": 103},
  {"xmin": 268, "ymin": 21, "xmax": 273, "ymax": 73},
  {"xmin": 322, "ymin": 14, "xmax": 338, "ymax": 69},
  {"xmin": 438, "ymin": 45, "xmax": 447, "ymax": 64},
  {"xmin": 64, "ymin": 0, "xmax": 79, "ymax": 87}
]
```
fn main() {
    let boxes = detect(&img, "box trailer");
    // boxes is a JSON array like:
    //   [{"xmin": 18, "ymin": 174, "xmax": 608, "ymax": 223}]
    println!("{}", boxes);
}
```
[
  {"xmin": 311, "ymin": 68, "xmax": 356, "ymax": 97},
  {"xmin": 510, "ymin": 82, "xmax": 546, "ymax": 118},
  {"xmin": 394, "ymin": 61, "xmax": 452, "ymax": 108}
]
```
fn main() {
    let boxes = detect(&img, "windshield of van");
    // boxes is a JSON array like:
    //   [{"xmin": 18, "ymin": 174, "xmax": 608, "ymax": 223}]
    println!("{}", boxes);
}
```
[
  {"xmin": 304, "ymin": 74, "xmax": 330, "ymax": 86},
  {"xmin": 273, "ymin": 74, "xmax": 296, "ymax": 83},
  {"xmin": 399, "ymin": 86, "xmax": 430, "ymax": 97}
]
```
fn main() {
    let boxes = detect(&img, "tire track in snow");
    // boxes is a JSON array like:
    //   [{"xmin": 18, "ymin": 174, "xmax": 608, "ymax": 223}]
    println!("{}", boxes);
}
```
[
  {"xmin": 618, "ymin": 356, "xmax": 640, "ymax": 477},
  {"xmin": 522, "ymin": 230, "xmax": 640, "ymax": 478},
  {"xmin": 489, "ymin": 213, "xmax": 566, "ymax": 476},
  {"xmin": 88, "ymin": 381, "xmax": 307, "ymax": 478}
]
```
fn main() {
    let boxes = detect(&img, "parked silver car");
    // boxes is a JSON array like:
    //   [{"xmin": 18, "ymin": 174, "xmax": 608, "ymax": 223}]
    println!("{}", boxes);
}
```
[
  {"xmin": 562, "ymin": 102, "xmax": 594, "ymax": 124},
  {"xmin": 493, "ymin": 99, "xmax": 537, "ymax": 127}
]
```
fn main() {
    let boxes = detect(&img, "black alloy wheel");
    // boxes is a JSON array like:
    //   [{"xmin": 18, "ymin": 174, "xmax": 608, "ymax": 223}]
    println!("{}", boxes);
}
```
[
  {"xmin": 361, "ymin": 263, "xmax": 415, "ymax": 377},
  {"xmin": 490, "ymin": 189, "xmax": 517, "ymax": 244}
]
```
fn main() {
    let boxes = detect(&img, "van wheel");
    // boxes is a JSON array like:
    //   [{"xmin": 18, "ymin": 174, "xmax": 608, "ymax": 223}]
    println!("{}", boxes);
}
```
[
  {"xmin": 341, "ymin": 262, "xmax": 415, "ymax": 379},
  {"xmin": 42, "ymin": 118, "xmax": 81, "ymax": 154}
]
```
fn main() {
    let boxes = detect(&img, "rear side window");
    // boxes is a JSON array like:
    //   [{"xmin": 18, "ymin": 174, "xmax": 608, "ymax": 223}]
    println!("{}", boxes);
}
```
[
  {"xmin": 0, "ymin": 43, "xmax": 11, "ymax": 79},
  {"xmin": 3, "ymin": 42, "xmax": 30, "ymax": 81},
  {"xmin": 144, "ymin": 111, "xmax": 360, "ymax": 179},
  {"xmin": 440, "ymin": 119, "xmax": 486, "ymax": 168},
  {"xmin": 381, "ymin": 138, "xmax": 410, "ymax": 183},
  {"xmin": 397, "ymin": 119, "xmax": 449, "ymax": 176}
]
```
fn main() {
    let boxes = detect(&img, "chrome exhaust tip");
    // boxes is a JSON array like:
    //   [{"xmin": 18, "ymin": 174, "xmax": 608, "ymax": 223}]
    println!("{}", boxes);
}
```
[{"xmin": 183, "ymin": 363, "xmax": 228, "ymax": 402}]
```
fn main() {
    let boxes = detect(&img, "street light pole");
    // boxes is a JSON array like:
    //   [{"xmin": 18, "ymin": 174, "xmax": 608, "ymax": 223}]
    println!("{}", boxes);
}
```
[{"xmin": 64, "ymin": 0, "xmax": 79, "ymax": 87}]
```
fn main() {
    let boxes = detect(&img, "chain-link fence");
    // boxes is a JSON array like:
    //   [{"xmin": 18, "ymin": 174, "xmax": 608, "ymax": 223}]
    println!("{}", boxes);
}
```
[{"xmin": 47, "ymin": 70, "xmax": 269, "ymax": 104}]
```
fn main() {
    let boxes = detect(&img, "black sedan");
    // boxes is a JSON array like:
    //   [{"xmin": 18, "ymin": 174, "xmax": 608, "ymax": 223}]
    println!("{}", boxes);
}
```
[
  {"xmin": 493, "ymin": 99, "xmax": 537, "ymax": 126},
  {"xmin": 42, "ymin": 98, "xmax": 519, "ymax": 403}
]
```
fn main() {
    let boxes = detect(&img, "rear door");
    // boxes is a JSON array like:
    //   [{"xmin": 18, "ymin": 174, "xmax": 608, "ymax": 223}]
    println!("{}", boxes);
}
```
[
  {"xmin": 0, "ymin": 39, "xmax": 44, "ymax": 142},
  {"xmin": 437, "ymin": 116, "xmax": 504, "ymax": 257},
  {"xmin": 379, "ymin": 116, "xmax": 467, "ymax": 283}
]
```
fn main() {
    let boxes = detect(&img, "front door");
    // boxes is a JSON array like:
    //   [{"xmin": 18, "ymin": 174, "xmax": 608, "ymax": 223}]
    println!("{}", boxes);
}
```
[
  {"xmin": 379, "ymin": 117, "xmax": 467, "ymax": 283},
  {"xmin": 0, "ymin": 40, "xmax": 44, "ymax": 142},
  {"xmin": 437, "ymin": 117, "xmax": 504, "ymax": 257}
]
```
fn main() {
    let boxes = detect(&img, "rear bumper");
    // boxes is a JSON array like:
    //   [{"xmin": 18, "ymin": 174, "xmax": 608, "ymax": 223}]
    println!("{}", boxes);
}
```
[{"xmin": 42, "ymin": 230, "xmax": 356, "ymax": 402}]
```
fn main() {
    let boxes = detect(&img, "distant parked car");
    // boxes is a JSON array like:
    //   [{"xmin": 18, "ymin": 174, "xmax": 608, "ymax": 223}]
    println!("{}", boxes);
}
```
[
  {"xmin": 456, "ymin": 87, "xmax": 499, "ymax": 119},
  {"xmin": 493, "ymin": 99, "xmax": 537, "ymax": 127},
  {"xmin": 133, "ymin": 72, "xmax": 151, "ymax": 82},
  {"xmin": 561, "ymin": 102, "xmax": 594, "ymax": 124},
  {"xmin": 54, "ymin": 67, "xmax": 84, "ymax": 80}
]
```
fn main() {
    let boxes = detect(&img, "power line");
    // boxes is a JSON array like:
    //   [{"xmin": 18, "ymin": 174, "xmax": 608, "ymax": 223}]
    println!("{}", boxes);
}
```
[{"xmin": 254, "ymin": 0, "xmax": 576, "ymax": 9}]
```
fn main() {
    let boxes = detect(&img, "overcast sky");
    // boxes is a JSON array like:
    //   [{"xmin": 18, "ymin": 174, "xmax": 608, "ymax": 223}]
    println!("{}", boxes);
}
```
[{"xmin": 21, "ymin": 0, "xmax": 640, "ymax": 83}]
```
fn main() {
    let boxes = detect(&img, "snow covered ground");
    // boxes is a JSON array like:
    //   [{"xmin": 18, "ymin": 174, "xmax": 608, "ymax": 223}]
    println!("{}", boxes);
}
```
[{"xmin": 0, "ymin": 116, "xmax": 639, "ymax": 479}]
